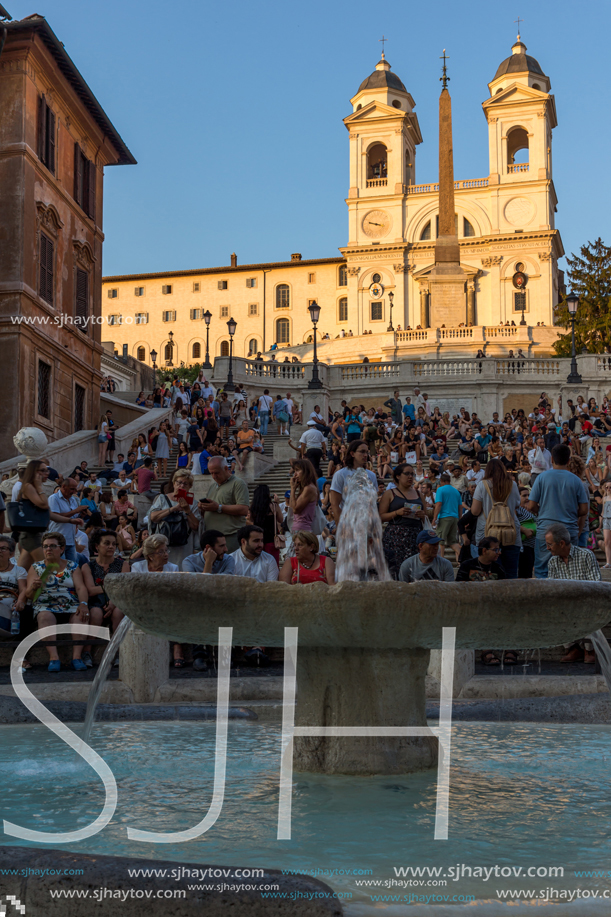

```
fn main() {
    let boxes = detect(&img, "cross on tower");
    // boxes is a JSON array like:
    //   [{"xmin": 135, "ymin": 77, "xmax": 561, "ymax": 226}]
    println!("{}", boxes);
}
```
[
  {"xmin": 514, "ymin": 16, "xmax": 524, "ymax": 37},
  {"xmin": 440, "ymin": 49, "xmax": 450, "ymax": 89},
  {"xmin": 379, "ymin": 35, "xmax": 388, "ymax": 57}
]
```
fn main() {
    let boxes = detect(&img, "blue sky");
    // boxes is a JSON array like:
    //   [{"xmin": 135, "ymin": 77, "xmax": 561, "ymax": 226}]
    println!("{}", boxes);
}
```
[{"xmin": 9, "ymin": 0, "xmax": 611, "ymax": 276}]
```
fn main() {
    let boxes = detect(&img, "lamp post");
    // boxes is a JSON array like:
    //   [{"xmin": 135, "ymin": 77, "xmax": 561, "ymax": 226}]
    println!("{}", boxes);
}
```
[
  {"xmin": 203, "ymin": 310, "xmax": 212, "ymax": 369},
  {"xmin": 519, "ymin": 301, "xmax": 527, "ymax": 326},
  {"xmin": 150, "ymin": 349, "xmax": 157, "ymax": 387},
  {"xmin": 307, "ymin": 300, "xmax": 323, "ymax": 389},
  {"xmin": 167, "ymin": 330, "xmax": 174, "ymax": 368},
  {"xmin": 566, "ymin": 291, "xmax": 582, "ymax": 384},
  {"xmin": 387, "ymin": 291, "xmax": 394, "ymax": 332},
  {"xmin": 225, "ymin": 317, "xmax": 237, "ymax": 391}
]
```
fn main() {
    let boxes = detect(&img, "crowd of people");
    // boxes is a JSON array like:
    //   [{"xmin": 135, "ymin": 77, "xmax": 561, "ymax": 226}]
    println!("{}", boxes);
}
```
[{"xmin": 1, "ymin": 378, "xmax": 609, "ymax": 673}]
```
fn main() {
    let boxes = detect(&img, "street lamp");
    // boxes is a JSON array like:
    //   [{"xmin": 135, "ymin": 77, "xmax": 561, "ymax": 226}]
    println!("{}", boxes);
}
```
[
  {"xmin": 566, "ymin": 291, "xmax": 582, "ymax": 384},
  {"xmin": 150, "ymin": 348, "xmax": 157, "ymax": 386},
  {"xmin": 307, "ymin": 300, "xmax": 323, "ymax": 389},
  {"xmin": 202, "ymin": 310, "xmax": 212, "ymax": 369},
  {"xmin": 387, "ymin": 291, "xmax": 394, "ymax": 332},
  {"xmin": 225, "ymin": 317, "xmax": 237, "ymax": 391},
  {"xmin": 167, "ymin": 330, "xmax": 174, "ymax": 367}
]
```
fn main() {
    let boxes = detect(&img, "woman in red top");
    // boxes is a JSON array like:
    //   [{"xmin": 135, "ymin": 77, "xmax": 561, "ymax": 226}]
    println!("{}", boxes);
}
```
[{"xmin": 279, "ymin": 531, "xmax": 335, "ymax": 585}]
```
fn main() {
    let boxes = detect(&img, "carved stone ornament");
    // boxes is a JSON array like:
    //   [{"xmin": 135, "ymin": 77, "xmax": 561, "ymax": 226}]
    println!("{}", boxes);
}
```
[
  {"xmin": 73, "ymin": 240, "xmax": 96, "ymax": 268},
  {"xmin": 36, "ymin": 202, "xmax": 64, "ymax": 239},
  {"xmin": 13, "ymin": 427, "xmax": 49, "ymax": 462},
  {"xmin": 347, "ymin": 266, "xmax": 361, "ymax": 276},
  {"xmin": 349, "ymin": 133, "xmax": 358, "ymax": 139},
  {"xmin": 393, "ymin": 263, "xmax": 409, "ymax": 273},
  {"xmin": 481, "ymin": 255, "xmax": 503, "ymax": 268},
  {"xmin": 538, "ymin": 252, "xmax": 552, "ymax": 261}
]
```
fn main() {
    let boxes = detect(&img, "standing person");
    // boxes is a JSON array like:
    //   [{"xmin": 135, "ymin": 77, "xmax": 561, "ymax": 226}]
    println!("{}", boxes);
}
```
[
  {"xmin": 279, "ymin": 531, "xmax": 335, "ymax": 584},
  {"xmin": 105, "ymin": 410, "xmax": 117, "ymax": 464},
  {"xmin": 528, "ymin": 435, "xmax": 552, "ymax": 481},
  {"xmin": 292, "ymin": 421, "xmax": 327, "ymax": 476},
  {"xmin": 470, "ymin": 459, "xmax": 522, "ymax": 579},
  {"xmin": 289, "ymin": 459, "xmax": 319, "ymax": 535},
  {"xmin": 258, "ymin": 390, "xmax": 273, "ymax": 436},
  {"xmin": 149, "ymin": 469, "xmax": 200, "ymax": 566},
  {"xmin": 135, "ymin": 457, "xmax": 157, "ymax": 500},
  {"xmin": 517, "ymin": 487, "xmax": 537, "ymax": 578},
  {"xmin": 285, "ymin": 392, "xmax": 294, "ymax": 432},
  {"xmin": 398, "ymin": 530, "xmax": 455, "ymax": 582},
  {"xmin": 600, "ymin": 481, "xmax": 611, "ymax": 568},
  {"xmin": 198, "ymin": 456, "xmax": 249, "ymax": 553},
  {"xmin": 248, "ymin": 484, "xmax": 283, "ymax": 565},
  {"xmin": 97, "ymin": 415, "xmax": 109, "ymax": 466},
  {"xmin": 344, "ymin": 407, "xmax": 364, "ymax": 443},
  {"xmin": 383, "ymin": 391, "xmax": 402, "ymax": 427},
  {"xmin": 527, "ymin": 444, "xmax": 589, "ymax": 578},
  {"xmin": 12, "ymin": 460, "xmax": 52, "ymax": 571},
  {"xmin": 218, "ymin": 392, "xmax": 234, "ymax": 442},
  {"xmin": 329, "ymin": 440, "xmax": 378, "ymax": 527},
  {"xmin": 378, "ymin": 464, "xmax": 426, "ymax": 578},
  {"xmin": 48, "ymin": 478, "xmax": 88, "ymax": 564},
  {"xmin": 273, "ymin": 394, "xmax": 290, "ymax": 435},
  {"xmin": 155, "ymin": 420, "xmax": 172, "ymax": 477},
  {"xmin": 431, "ymin": 473, "xmax": 462, "ymax": 561}
]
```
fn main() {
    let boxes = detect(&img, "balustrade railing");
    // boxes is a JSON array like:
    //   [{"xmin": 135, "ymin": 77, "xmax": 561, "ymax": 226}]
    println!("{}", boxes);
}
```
[
  {"xmin": 366, "ymin": 179, "xmax": 387, "ymax": 188},
  {"xmin": 395, "ymin": 329, "xmax": 431, "ymax": 343},
  {"xmin": 485, "ymin": 326, "xmax": 518, "ymax": 338},
  {"xmin": 440, "ymin": 328, "xmax": 474, "ymax": 340},
  {"xmin": 496, "ymin": 359, "xmax": 560, "ymax": 376},
  {"xmin": 414, "ymin": 361, "xmax": 483, "ymax": 377},
  {"xmin": 244, "ymin": 360, "xmax": 306, "ymax": 380},
  {"xmin": 507, "ymin": 163, "xmax": 529, "ymax": 174},
  {"xmin": 407, "ymin": 177, "xmax": 489, "ymax": 194},
  {"xmin": 340, "ymin": 363, "xmax": 400, "ymax": 382}
]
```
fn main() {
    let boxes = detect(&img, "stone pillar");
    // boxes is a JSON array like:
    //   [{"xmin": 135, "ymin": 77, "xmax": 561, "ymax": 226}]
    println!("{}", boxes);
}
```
[
  {"xmin": 293, "ymin": 646, "xmax": 438, "ymax": 775},
  {"xmin": 427, "ymin": 649, "xmax": 474, "ymax": 698},
  {"xmin": 467, "ymin": 280, "xmax": 476, "ymax": 326},
  {"xmin": 119, "ymin": 626, "xmax": 169, "ymax": 703},
  {"xmin": 301, "ymin": 389, "xmax": 330, "ymax": 428},
  {"xmin": 420, "ymin": 284, "xmax": 430, "ymax": 329}
]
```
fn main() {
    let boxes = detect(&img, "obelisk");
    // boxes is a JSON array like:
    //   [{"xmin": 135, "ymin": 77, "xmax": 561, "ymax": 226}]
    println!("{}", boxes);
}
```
[{"xmin": 427, "ymin": 51, "xmax": 466, "ymax": 327}]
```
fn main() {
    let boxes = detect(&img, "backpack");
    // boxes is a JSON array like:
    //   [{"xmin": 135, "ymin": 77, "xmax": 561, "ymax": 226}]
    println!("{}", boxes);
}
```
[{"xmin": 483, "ymin": 482, "xmax": 516, "ymax": 546}]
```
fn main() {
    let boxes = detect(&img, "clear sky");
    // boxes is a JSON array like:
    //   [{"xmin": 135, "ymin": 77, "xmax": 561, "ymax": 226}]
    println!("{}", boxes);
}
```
[{"xmin": 8, "ymin": 0, "xmax": 611, "ymax": 277}]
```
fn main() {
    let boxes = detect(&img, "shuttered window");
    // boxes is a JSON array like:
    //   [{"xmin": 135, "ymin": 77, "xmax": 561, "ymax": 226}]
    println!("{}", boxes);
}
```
[
  {"xmin": 276, "ymin": 284, "xmax": 290, "ymax": 308},
  {"xmin": 339, "ymin": 297, "xmax": 348, "ymax": 322},
  {"xmin": 137, "ymin": 347, "xmax": 146, "ymax": 361},
  {"xmin": 39, "ymin": 234, "xmax": 54, "ymax": 305},
  {"xmin": 339, "ymin": 265, "xmax": 348, "ymax": 287},
  {"xmin": 38, "ymin": 361, "xmax": 51, "ymax": 418},
  {"xmin": 276, "ymin": 317, "xmax": 290, "ymax": 343},
  {"xmin": 75, "ymin": 269, "xmax": 89, "ymax": 323},
  {"xmin": 218, "ymin": 280, "xmax": 228, "ymax": 290},
  {"xmin": 370, "ymin": 301, "xmax": 383, "ymax": 321},
  {"xmin": 192, "ymin": 343, "xmax": 201, "ymax": 359},
  {"xmin": 73, "ymin": 144, "xmax": 96, "ymax": 220},
  {"xmin": 74, "ymin": 384, "xmax": 85, "ymax": 432},
  {"xmin": 37, "ymin": 95, "xmax": 55, "ymax": 174}
]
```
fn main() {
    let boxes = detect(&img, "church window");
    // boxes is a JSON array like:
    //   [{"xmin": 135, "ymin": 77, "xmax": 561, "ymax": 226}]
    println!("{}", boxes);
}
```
[
  {"xmin": 514, "ymin": 292, "xmax": 527, "ymax": 313},
  {"xmin": 248, "ymin": 338, "xmax": 258, "ymax": 354},
  {"xmin": 339, "ymin": 298, "xmax": 348, "ymax": 323},
  {"xmin": 192, "ymin": 343, "xmax": 201, "ymax": 359},
  {"xmin": 137, "ymin": 347, "xmax": 146, "ymax": 362},
  {"xmin": 420, "ymin": 221, "xmax": 431, "ymax": 241},
  {"xmin": 392, "ymin": 100, "xmax": 402, "ymax": 109},
  {"xmin": 339, "ymin": 264, "xmax": 347, "ymax": 286},
  {"xmin": 276, "ymin": 284, "xmax": 290, "ymax": 309},
  {"xmin": 367, "ymin": 143, "xmax": 387, "ymax": 180},
  {"xmin": 532, "ymin": 83, "xmax": 541, "ymax": 91},
  {"xmin": 515, "ymin": 262, "xmax": 525, "ymax": 272},
  {"xmin": 276, "ymin": 317, "xmax": 290, "ymax": 343},
  {"xmin": 507, "ymin": 127, "xmax": 529, "ymax": 165},
  {"xmin": 372, "ymin": 273, "xmax": 381, "ymax": 283},
  {"xmin": 463, "ymin": 218, "xmax": 475, "ymax": 237},
  {"xmin": 220, "ymin": 341, "xmax": 229, "ymax": 356},
  {"xmin": 370, "ymin": 301, "xmax": 383, "ymax": 321}
]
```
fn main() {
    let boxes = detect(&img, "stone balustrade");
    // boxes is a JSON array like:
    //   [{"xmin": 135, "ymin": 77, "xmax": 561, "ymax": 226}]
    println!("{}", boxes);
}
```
[{"xmin": 407, "ymin": 177, "xmax": 489, "ymax": 194}]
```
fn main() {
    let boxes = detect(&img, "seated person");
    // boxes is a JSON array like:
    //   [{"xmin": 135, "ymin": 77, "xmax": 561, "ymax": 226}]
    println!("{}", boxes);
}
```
[
  {"xmin": 398, "ymin": 531, "xmax": 455, "ymax": 582},
  {"xmin": 236, "ymin": 420, "xmax": 256, "ymax": 456},
  {"xmin": 456, "ymin": 536, "xmax": 506, "ymax": 582},
  {"xmin": 113, "ymin": 489, "xmax": 137, "ymax": 524},
  {"xmin": 0, "ymin": 535, "xmax": 27, "ymax": 638},
  {"xmin": 79, "ymin": 487, "xmax": 97, "ymax": 516},
  {"xmin": 182, "ymin": 529, "xmax": 236, "ymax": 575},
  {"xmin": 111, "ymin": 470, "xmax": 135, "ymax": 496}
]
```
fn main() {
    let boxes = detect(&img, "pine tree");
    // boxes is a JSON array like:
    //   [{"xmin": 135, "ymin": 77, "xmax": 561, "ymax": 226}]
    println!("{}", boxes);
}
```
[{"xmin": 553, "ymin": 238, "xmax": 611, "ymax": 355}]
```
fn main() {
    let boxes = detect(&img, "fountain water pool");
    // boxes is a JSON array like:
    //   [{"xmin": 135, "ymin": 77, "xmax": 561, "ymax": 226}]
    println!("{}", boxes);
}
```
[{"xmin": 3, "ymin": 719, "xmax": 611, "ymax": 909}]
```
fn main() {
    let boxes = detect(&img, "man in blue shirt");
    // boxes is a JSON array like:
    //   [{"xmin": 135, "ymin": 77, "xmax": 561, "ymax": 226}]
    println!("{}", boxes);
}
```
[
  {"xmin": 402, "ymin": 397, "xmax": 416, "ymax": 424},
  {"xmin": 182, "ymin": 530, "xmax": 235, "ymax": 671},
  {"xmin": 527, "ymin": 443, "xmax": 589, "ymax": 578},
  {"xmin": 432, "ymin": 473, "xmax": 462, "ymax": 561}
]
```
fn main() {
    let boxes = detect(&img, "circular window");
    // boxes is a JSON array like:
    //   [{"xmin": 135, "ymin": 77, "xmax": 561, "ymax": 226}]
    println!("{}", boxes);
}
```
[
  {"xmin": 392, "ymin": 100, "xmax": 401, "ymax": 109},
  {"xmin": 515, "ymin": 262, "xmax": 525, "ymax": 272},
  {"xmin": 532, "ymin": 83, "xmax": 541, "ymax": 91},
  {"xmin": 372, "ymin": 273, "xmax": 381, "ymax": 283}
]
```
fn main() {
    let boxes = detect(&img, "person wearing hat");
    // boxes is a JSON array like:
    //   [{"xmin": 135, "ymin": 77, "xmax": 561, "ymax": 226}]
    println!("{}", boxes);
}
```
[
  {"xmin": 398, "ymin": 530, "xmax": 455, "ymax": 583},
  {"xmin": 288, "ymin": 420, "xmax": 327, "ymax": 477}
]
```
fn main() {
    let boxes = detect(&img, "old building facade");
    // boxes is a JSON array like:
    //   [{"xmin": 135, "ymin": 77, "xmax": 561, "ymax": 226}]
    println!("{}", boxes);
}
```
[
  {"xmin": 0, "ymin": 14, "xmax": 134, "ymax": 458},
  {"xmin": 101, "ymin": 35, "xmax": 564, "ymax": 368}
]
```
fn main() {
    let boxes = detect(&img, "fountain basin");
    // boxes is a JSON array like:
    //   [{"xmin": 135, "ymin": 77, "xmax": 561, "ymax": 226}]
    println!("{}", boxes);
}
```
[{"xmin": 104, "ymin": 575, "xmax": 611, "ymax": 774}]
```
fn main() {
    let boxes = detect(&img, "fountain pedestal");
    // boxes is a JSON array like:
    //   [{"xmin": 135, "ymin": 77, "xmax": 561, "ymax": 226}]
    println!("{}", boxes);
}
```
[
  {"xmin": 294, "ymin": 646, "xmax": 437, "ymax": 774},
  {"xmin": 119, "ymin": 628, "xmax": 169, "ymax": 703}
]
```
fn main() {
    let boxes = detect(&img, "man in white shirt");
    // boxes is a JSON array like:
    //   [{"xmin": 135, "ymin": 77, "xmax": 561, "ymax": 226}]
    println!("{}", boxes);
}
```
[
  {"xmin": 47, "ymin": 478, "xmax": 87, "ymax": 563},
  {"xmin": 258, "ymin": 389, "xmax": 273, "ymax": 436},
  {"xmin": 230, "ymin": 525, "xmax": 279, "ymax": 582},
  {"xmin": 466, "ymin": 460, "xmax": 485, "ymax": 485},
  {"xmin": 413, "ymin": 388, "xmax": 425, "ymax": 410},
  {"xmin": 296, "ymin": 421, "xmax": 327, "ymax": 476},
  {"xmin": 309, "ymin": 405, "xmax": 330, "ymax": 436},
  {"xmin": 11, "ymin": 469, "xmax": 24, "ymax": 502},
  {"xmin": 285, "ymin": 392, "xmax": 294, "ymax": 430},
  {"xmin": 528, "ymin": 435, "xmax": 552, "ymax": 478}
]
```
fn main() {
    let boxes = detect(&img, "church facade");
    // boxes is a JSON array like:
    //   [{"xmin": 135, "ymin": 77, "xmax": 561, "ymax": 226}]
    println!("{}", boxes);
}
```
[{"xmin": 102, "ymin": 36, "xmax": 564, "ymax": 369}]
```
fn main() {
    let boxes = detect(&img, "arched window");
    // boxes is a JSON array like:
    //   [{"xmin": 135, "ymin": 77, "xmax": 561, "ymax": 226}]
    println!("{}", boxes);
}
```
[
  {"xmin": 137, "ymin": 346, "xmax": 146, "ymax": 362},
  {"xmin": 276, "ymin": 284, "xmax": 290, "ymax": 309},
  {"xmin": 367, "ymin": 143, "xmax": 387, "ymax": 180},
  {"xmin": 507, "ymin": 127, "xmax": 529, "ymax": 165},
  {"xmin": 463, "ymin": 218, "xmax": 475, "ymax": 237},
  {"xmin": 420, "ymin": 221, "xmax": 431, "ymax": 241},
  {"xmin": 338, "ymin": 264, "xmax": 347, "ymax": 287},
  {"xmin": 338, "ymin": 297, "xmax": 348, "ymax": 323},
  {"xmin": 248, "ymin": 338, "xmax": 258, "ymax": 354},
  {"xmin": 164, "ymin": 343, "xmax": 172, "ymax": 362},
  {"xmin": 192, "ymin": 342, "xmax": 201, "ymax": 359},
  {"xmin": 276, "ymin": 317, "xmax": 290, "ymax": 344},
  {"xmin": 220, "ymin": 341, "xmax": 229, "ymax": 356}
]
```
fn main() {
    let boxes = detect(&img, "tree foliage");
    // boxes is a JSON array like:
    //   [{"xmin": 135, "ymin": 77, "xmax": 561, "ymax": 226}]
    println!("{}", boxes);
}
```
[{"xmin": 553, "ymin": 238, "xmax": 611, "ymax": 355}]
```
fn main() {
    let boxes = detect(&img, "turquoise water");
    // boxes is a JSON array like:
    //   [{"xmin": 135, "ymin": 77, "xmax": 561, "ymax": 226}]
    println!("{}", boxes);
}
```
[{"xmin": 3, "ymin": 721, "xmax": 611, "ymax": 904}]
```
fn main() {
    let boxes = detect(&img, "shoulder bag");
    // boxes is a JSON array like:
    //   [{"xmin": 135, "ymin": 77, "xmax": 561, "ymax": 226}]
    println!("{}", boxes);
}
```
[
  {"xmin": 273, "ymin": 506, "xmax": 286, "ymax": 551},
  {"xmin": 154, "ymin": 494, "xmax": 190, "ymax": 546}
]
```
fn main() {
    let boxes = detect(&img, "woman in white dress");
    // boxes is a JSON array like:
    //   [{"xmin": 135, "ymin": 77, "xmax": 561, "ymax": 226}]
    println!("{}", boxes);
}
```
[{"xmin": 154, "ymin": 420, "xmax": 172, "ymax": 476}]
